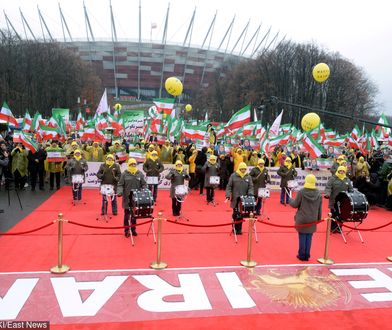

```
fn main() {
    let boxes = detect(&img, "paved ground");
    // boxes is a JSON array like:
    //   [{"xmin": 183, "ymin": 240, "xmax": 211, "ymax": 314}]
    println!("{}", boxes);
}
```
[{"xmin": 0, "ymin": 184, "xmax": 55, "ymax": 232}]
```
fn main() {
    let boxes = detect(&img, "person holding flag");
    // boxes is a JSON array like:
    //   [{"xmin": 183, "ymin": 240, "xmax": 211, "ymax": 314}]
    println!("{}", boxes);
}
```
[{"xmin": 109, "ymin": 140, "xmax": 127, "ymax": 164}]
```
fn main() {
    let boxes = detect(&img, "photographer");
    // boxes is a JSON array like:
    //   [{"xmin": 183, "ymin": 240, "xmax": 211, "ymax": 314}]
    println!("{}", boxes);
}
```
[{"xmin": 11, "ymin": 143, "xmax": 28, "ymax": 190}]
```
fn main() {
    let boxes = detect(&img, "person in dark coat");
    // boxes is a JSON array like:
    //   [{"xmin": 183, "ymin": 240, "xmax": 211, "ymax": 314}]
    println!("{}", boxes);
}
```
[
  {"xmin": 218, "ymin": 154, "xmax": 232, "ymax": 190},
  {"xmin": 194, "ymin": 147, "xmax": 207, "ymax": 194},
  {"xmin": 27, "ymin": 144, "xmax": 46, "ymax": 191},
  {"xmin": 249, "ymin": 158, "xmax": 271, "ymax": 215},
  {"xmin": 289, "ymin": 174, "xmax": 322, "ymax": 261},
  {"xmin": 66, "ymin": 149, "xmax": 88, "ymax": 201},
  {"xmin": 117, "ymin": 158, "xmax": 147, "ymax": 237},
  {"xmin": 96, "ymin": 154, "xmax": 122, "ymax": 216},
  {"xmin": 324, "ymin": 165, "xmax": 354, "ymax": 233},
  {"xmin": 277, "ymin": 157, "xmax": 297, "ymax": 205},
  {"xmin": 225, "ymin": 162, "xmax": 254, "ymax": 235},
  {"xmin": 166, "ymin": 160, "xmax": 190, "ymax": 217},
  {"xmin": 143, "ymin": 150, "xmax": 164, "ymax": 203},
  {"xmin": 202, "ymin": 154, "xmax": 220, "ymax": 204}
]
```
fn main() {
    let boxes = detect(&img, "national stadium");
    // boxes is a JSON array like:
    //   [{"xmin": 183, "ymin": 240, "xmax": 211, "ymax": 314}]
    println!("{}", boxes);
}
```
[{"xmin": 1, "ymin": 2, "xmax": 283, "ymax": 102}]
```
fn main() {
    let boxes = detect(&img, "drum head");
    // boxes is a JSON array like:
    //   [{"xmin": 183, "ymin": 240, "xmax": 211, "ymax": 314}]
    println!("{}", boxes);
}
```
[{"xmin": 335, "ymin": 191, "xmax": 368, "ymax": 222}]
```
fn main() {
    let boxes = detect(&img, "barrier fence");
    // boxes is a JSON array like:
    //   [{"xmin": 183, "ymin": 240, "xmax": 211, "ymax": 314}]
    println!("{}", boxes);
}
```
[{"xmin": 1, "ymin": 213, "xmax": 392, "ymax": 271}]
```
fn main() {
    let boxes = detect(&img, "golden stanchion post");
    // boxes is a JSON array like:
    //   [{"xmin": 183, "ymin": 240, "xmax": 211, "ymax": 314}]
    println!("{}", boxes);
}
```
[
  {"xmin": 317, "ymin": 213, "xmax": 334, "ymax": 265},
  {"xmin": 50, "ymin": 213, "xmax": 70, "ymax": 274},
  {"xmin": 150, "ymin": 212, "xmax": 167, "ymax": 270},
  {"xmin": 387, "ymin": 256, "xmax": 392, "ymax": 262},
  {"xmin": 240, "ymin": 213, "xmax": 257, "ymax": 268}
]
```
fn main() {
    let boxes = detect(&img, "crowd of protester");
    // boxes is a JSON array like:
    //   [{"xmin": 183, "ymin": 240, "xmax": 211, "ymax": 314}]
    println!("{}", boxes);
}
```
[{"xmin": 0, "ymin": 131, "xmax": 391, "ymax": 211}]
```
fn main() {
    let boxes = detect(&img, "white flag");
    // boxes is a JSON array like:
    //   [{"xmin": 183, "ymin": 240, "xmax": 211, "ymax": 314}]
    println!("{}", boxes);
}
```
[
  {"xmin": 268, "ymin": 109, "xmax": 284, "ymax": 137},
  {"xmin": 253, "ymin": 108, "xmax": 258, "ymax": 122},
  {"xmin": 95, "ymin": 89, "xmax": 109, "ymax": 117}
]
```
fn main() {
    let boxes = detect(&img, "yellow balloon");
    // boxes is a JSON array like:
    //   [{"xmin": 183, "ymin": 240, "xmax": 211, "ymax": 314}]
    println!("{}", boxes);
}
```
[
  {"xmin": 185, "ymin": 104, "xmax": 192, "ymax": 112},
  {"xmin": 312, "ymin": 63, "xmax": 330, "ymax": 83},
  {"xmin": 301, "ymin": 113, "xmax": 321, "ymax": 132},
  {"xmin": 165, "ymin": 77, "xmax": 183, "ymax": 96},
  {"xmin": 114, "ymin": 103, "xmax": 122, "ymax": 111}
]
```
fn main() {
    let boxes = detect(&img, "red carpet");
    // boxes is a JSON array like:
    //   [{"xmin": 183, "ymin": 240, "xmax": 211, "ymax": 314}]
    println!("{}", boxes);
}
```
[{"xmin": 1, "ymin": 187, "xmax": 392, "ymax": 329}]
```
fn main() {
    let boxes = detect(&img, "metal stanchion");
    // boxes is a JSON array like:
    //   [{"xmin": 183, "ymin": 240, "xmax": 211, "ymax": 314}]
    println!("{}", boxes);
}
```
[
  {"xmin": 387, "ymin": 256, "xmax": 392, "ymax": 262},
  {"xmin": 150, "ymin": 212, "xmax": 167, "ymax": 270},
  {"xmin": 50, "ymin": 213, "xmax": 70, "ymax": 274},
  {"xmin": 317, "ymin": 213, "xmax": 334, "ymax": 265},
  {"xmin": 240, "ymin": 213, "xmax": 257, "ymax": 268}
]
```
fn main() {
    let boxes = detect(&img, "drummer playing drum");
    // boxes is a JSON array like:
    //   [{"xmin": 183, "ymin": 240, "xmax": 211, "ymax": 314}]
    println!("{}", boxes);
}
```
[
  {"xmin": 249, "ymin": 159, "xmax": 271, "ymax": 215},
  {"xmin": 165, "ymin": 160, "xmax": 190, "ymax": 216},
  {"xmin": 66, "ymin": 149, "xmax": 88, "ymax": 202},
  {"xmin": 96, "ymin": 154, "xmax": 122, "ymax": 216}
]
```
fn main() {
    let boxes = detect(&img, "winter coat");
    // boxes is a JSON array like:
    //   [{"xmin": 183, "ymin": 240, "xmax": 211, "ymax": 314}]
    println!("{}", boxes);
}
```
[
  {"xmin": 66, "ymin": 158, "xmax": 89, "ymax": 179},
  {"xmin": 28, "ymin": 149, "xmax": 46, "ymax": 172},
  {"xmin": 203, "ymin": 162, "xmax": 220, "ymax": 188},
  {"xmin": 117, "ymin": 170, "xmax": 147, "ymax": 209},
  {"xmin": 143, "ymin": 158, "xmax": 164, "ymax": 177},
  {"xmin": 324, "ymin": 175, "xmax": 354, "ymax": 210},
  {"xmin": 277, "ymin": 166, "xmax": 297, "ymax": 188},
  {"xmin": 165, "ymin": 169, "xmax": 190, "ymax": 198},
  {"xmin": 289, "ymin": 188, "xmax": 322, "ymax": 234},
  {"xmin": 226, "ymin": 172, "xmax": 254, "ymax": 209},
  {"xmin": 96, "ymin": 163, "xmax": 122, "ymax": 188},
  {"xmin": 11, "ymin": 148, "xmax": 28, "ymax": 176},
  {"xmin": 249, "ymin": 166, "xmax": 270, "ymax": 196}
]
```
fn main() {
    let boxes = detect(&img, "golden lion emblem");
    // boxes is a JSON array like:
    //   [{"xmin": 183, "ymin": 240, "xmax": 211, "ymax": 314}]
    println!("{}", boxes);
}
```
[{"xmin": 248, "ymin": 267, "xmax": 350, "ymax": 309}]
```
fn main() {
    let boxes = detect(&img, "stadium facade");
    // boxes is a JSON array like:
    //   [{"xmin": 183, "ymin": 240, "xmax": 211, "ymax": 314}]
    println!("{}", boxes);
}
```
[{"xmin": 2, "ymin": 2, "xmax": 282, "ymax": 102}]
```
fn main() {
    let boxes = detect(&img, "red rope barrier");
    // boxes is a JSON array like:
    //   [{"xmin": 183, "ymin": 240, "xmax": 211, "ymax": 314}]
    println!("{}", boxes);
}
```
[
  {"xmin": 257, "ymin": 219, "xmax": 324, "ymax": 228},
  {"xmin": 166, "ymin": 219, "xmax": 243, "ymax": 227},
  {"xmin": 0, "ymin": 221, "xmax": 55, "ymax": 236},
  {"xmin": 339, "ymin": 220, "xmax": 392, "ymax": 231},
  {"xmin": 67, "ymin": 219, "xmax": 153, "ymax": 230}
]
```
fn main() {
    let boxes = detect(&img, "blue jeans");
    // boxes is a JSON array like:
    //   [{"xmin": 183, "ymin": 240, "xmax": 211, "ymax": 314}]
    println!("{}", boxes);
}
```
[
  {"xmin": 280, "ymin": 188, "xmax": 290, "ymax": 204},
  {"xmin": 298, "ymin": 233, "xmax": 313, "ymax": 260}
]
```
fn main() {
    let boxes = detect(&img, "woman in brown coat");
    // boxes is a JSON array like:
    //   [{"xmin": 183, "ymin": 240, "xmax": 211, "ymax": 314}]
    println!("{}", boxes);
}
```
[{"xmin": 289, "ymin": 174, "xmax": 322, "ymax": 261}]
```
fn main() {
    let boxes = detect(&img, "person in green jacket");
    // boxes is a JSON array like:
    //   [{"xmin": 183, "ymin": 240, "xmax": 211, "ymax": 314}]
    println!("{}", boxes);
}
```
[{"xmin": 11, "ymin": 143, "xmax": 28, "ymax": 190}]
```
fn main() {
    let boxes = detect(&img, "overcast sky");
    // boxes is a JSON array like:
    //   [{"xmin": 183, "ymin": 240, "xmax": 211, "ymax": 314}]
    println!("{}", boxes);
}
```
[{"xmin": 1, "ymin": 0, "xmax": 391, "ymax": 115}]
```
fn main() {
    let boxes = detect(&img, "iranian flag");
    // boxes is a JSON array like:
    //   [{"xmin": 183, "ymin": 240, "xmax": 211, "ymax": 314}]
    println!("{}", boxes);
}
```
[
  {"xmin": 22, "ymin": 111, "xmax": 32, "ymax": 132},
  {"xmin": 323, "ymin": 137, "xmax": 346, "ymax": 147},
  {"xmin": 153, "ymin": 98, "xmax": 175, "ymax": 116},
  {"xmin": 39, "ymin": 123, "xmax": 59, "ymax": 140},
  {"xmin": 80, "ymin": 127, "xmax": 95, "ymax": 141},
  {"xmin": 75, "ymin": 111, "xmax": 85, "ymax": 131},
  {"xmin": 268, "ymin": 110, "xmax": 283, "ymax": 137},
  {"xmin": 31, "ymin": 112, "xmax": 44, "ymax": 131},
  {"xmin": 242, "ymin": 122, "xmax": 257, "ymax": 135},
  {"xmin": 351, "ymin": 125, "xmax": 361, "ymax": 140},
  {"xmin": 302, "ymin": 134, "xmax": 325, "ymax": 159},
  {"xmin": 95, "ymin": 89, "xmax": 109, "ymax": 117},
  {"xmin": 375, "ymin": 113, "xmax": 391, "ymax": 138},
  {"xmin": 183, "ymin": 125, "xmax": 207, "ymax": 140},
  {"xmin": 0, "ymin": 101, "xmax": 18, "ymax": 127},
  {"xmin": 19, "ymin": 131, "xmax": 38, "ymax": 153},
  {"xmin": 224, "ymin": 105, "xmax": 251, "ymax": 132}
]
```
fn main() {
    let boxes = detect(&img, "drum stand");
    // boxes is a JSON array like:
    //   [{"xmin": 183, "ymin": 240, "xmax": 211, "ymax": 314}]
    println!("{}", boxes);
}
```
[
  {"xmin": 96, "ymin": 195, "xmax": 113, "ymax": 223},
  {"xmin": 175, "ymin": 214, "xmax": 190, "ymax": 222},
  {"xmin": 284, "ymin": 187, "xmax": 292, "ymax": 205},
  {"xmin": 147, "ymin": 217, "xmax": 157, "ymax": 243},
  {"xmin": 230, "ymin": 215, "xmax": 258, "ymax": 243},
  {"xmin": 72, "ymin": 184, "xmax": 86, "ymax": 206},
  {"xmin": 336, "ymin": 221, "xmax": 364, "ymax": 244}
]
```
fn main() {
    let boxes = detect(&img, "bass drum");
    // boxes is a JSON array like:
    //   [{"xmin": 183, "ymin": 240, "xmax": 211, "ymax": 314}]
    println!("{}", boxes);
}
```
[
  {"xmin": 238, "ymin": 195, "xmax": 256, "ymax": 217},
  {"xmin": 335, "ymin": 190, "xmax": 369, "ymax": 222},
  {"xmin": 130, "ymin": 189, "xmax": 154, "ymax": 218}
]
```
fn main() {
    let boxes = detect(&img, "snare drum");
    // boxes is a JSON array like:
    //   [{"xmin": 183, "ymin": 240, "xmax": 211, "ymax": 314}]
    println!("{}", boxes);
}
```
[
  {"xmin": 209, "ymin": 176, "xmax": 220, "ymax": 186},
  {"xmin": 100, "ymin": 184, "xmax": 115, "ymax": 196},
  {"xmin": 287, "ymin": 180, "xmax": 298, "ymax": 189},
  {"xmin": 335, "ymin": 191, "xmax": 368, "ymax": 222},
  {"xmin": 130, "ymin": 189, "xmax": 154, "ymax": 218},
  {"xmin": 258, "ymin": 188, "xmax": 270, "ymax": 198},
  {"xmin": 238, "ymin": 195, "xmax": 256, "ymax": 216},
  {"xmin": 146, "ymin": 176, "xmax": 159, "ymax": 185},
  {"xmin": 175, "ymin": 185, "xmax": 188, "ymax": 202},
  {"xmin": 72, "ymin": 174, "xmax": 84, "ymax": 184}
]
